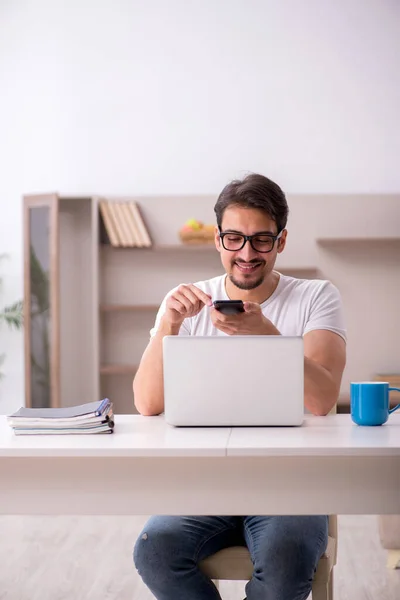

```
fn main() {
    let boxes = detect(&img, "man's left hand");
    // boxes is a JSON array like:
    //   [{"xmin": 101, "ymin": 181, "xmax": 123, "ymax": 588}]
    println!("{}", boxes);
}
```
[{"xmin": 211, "ymin": 302, "xmax": 280, "ymax": 336}]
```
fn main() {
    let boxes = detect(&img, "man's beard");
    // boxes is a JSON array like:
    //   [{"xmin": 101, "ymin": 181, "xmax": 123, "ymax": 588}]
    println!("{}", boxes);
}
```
[
  {"xmin": 228, "ymin": 261, "xmax": 266, "ymax": 290},
  {"xmin": 228, "ymin": 273, "xmax": 265, "ymax": 290}
]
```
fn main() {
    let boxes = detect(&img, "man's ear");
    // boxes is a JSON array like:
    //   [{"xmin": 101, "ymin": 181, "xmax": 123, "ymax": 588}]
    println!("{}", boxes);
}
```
[
  {"xmin": 277, "ymin": 229, "xmax": 287, "ymax": 253},
  {"xmin": 214, "ymin": 226, "xmax": 221, "ymax": 252}
]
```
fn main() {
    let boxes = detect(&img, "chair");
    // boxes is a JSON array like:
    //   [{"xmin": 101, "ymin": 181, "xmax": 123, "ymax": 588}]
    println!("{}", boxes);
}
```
[{"xmin": 199, "ymin": 514, "xmax": 337, "ymax": 599}]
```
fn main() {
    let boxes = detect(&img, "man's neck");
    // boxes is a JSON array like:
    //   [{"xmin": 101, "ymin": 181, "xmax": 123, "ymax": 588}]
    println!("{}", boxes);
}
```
[{"xmin": 224, "ymin": 271, "xmax": 280, "ymax": 304}]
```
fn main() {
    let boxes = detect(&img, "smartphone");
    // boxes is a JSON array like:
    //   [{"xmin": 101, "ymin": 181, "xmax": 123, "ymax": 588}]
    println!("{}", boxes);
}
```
[{"xmin": 213, "ymin": 300, "xmax": 245, "ymax": 315}]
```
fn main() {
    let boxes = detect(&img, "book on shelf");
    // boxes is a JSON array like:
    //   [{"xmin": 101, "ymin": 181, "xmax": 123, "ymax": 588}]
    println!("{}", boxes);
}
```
[
  {"xmin": 129, "ymin": 202, "xmax": 152, "ymax": 247},
  {"xmin": 99, "ymin": 200, "xmax": 152, "ymax": 248},
  {"xmin": 7, "ymin": 398, "xmax": 114, "ymax": 435},
  {"xmin": 113, "ymin": 202, "xmax": 131, "ymax": 247},
  {"xmin": 120, "ymin": 202, "xmax": 140, "ymax": 246},
  {"xmin": 99, "ymin": 202, "xmax": 120, "ymax": 247},
  {"xmin": 103, "ymin": 201, "xmax": 127, "ymax": 246}
]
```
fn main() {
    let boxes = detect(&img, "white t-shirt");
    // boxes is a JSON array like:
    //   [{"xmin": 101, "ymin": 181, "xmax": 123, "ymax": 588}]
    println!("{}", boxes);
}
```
[{"xmin": 150, "ymin": 272, "xmax": 347, "ymax": 341}]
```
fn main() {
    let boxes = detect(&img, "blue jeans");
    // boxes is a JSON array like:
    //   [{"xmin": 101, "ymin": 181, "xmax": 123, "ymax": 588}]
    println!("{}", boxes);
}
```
[{"xmin": 133, "ymin": 515, "xmax": 328, "ymax": 600}]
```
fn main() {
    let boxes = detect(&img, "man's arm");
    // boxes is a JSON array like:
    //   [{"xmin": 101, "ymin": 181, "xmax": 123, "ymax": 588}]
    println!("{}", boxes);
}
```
[
  {"xmin": 133, "ymin": 284, "xmax": 213, "ymax": 416},
  {"xmin": 133, "ymin": 320, "xmax": 180, "ymax": 416},
  {"xmin": 303, "ymin": 329, "xmax": 346, "ymax": 415}
]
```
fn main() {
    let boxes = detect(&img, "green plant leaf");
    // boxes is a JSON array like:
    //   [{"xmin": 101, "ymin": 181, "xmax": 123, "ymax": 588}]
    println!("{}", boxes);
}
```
[
  {"xmin": 0, "ymin": 253, "xmax": 24, "ymax": 383},
  {"xmin": 0, "ymin": 300, "xmax": 23, "ymax": 330}
]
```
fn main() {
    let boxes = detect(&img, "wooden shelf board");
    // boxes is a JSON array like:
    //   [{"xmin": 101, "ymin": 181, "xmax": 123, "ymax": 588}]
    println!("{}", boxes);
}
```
[
  {"xmin": 100, "ymin": 243, "xmax": 216, "ymax": 251},
  {"xmin": 100, "ymin": 304, "xmax": 159, "ymax": 312},
  {"xmin": 100, "ymin": 244, "xmax": 319, "ymax": 273},
  {"xmin": 156, "ymin": 243, "xmax": 215, "ymax": 250},
  {"xmin": 100, "ymin": 364, "xmax": 138, "ymax": 375},
  {"xmin": 317, "ymin": 237, "xmax": 400, "ymax": 245}
]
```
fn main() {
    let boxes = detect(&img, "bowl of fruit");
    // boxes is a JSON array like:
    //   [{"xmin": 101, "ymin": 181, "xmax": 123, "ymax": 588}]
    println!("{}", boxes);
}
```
[{"xmin": 179, "ymin": 219, "xmax": 215, "ymax": 244}]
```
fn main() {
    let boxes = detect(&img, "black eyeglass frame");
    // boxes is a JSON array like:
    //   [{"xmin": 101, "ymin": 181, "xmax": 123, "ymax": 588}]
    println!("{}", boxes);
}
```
[{"xmin": 218, "ymin": 227, "xmax": 284, "ymax": 253}]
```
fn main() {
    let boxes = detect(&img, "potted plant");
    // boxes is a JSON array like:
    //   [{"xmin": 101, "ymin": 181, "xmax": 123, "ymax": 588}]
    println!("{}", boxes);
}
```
[{"xmin": 0, "ymin": 254, "xmax": 23, "ymax": 379}]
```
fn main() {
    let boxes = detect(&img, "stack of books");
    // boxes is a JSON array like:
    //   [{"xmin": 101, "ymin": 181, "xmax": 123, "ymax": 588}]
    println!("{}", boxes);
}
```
[
  {"xmin": 7, "ymin": 398, "xmax": 114, "ymax": 435},
  {"xmin": 99, "ymin": 200, "xmax": 152, "ymax": 248}
]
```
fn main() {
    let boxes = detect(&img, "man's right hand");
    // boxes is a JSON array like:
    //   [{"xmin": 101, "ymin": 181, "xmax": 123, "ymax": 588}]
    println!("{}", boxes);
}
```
[{"xmin": 161, "ymin": 284, "xmax": 213, "ymax": 328}]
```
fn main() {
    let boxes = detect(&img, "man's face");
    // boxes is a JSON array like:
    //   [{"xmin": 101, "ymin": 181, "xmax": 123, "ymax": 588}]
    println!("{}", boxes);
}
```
[{"xmin": 215, "ymin": 206, "xmax": 286, "ymax": 291}]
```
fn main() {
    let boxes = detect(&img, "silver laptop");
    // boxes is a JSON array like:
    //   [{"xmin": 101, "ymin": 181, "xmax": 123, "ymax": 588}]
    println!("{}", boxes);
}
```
[{"xmin": 163, "ymin": 336, "xmax": 304, "ymax": 427}]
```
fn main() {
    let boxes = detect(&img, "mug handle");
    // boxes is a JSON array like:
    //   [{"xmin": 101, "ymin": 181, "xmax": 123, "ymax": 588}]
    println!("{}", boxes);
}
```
[{"xmin": 388, "ymin": 388, "xmax": 400, "ymax": 414}]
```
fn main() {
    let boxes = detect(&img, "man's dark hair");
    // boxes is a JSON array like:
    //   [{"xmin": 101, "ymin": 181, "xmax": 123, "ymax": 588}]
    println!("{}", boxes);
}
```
[{"xmin": 214, "ymin": 173, "xmax": 289, "ymax": 233}]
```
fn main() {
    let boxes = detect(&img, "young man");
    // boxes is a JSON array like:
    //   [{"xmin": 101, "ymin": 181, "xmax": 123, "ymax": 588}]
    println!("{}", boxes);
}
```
[{"xmin": 133, "ymin": 173, "xmax": 347, "ymax": 600}]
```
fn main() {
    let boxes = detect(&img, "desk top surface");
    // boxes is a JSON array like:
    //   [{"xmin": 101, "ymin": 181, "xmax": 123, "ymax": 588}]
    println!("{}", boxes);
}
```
[{"xmin": 1, "ymin": 414, "xmax": 400, "ymax": 458}]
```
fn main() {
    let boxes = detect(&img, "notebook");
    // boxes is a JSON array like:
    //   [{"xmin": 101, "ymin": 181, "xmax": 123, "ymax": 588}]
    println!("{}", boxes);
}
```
[
  {"xmin": 7, "ymin": 398, "xmax": 114, "ymax": 435},
  {"xmin": 9, "ymin": 398, "xmax": 111, "ymax": 421}
]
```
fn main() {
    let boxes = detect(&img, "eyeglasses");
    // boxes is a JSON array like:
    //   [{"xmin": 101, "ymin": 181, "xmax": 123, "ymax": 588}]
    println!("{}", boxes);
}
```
[{"xmin": 218, "ymin": 228, "xmax": 283, "ymax": 253}]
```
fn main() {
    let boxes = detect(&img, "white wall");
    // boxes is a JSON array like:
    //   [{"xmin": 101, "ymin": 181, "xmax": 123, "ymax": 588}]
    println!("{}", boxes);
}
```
[{"xmin": 1, "ymin": 0, "xmax": 399, "ymax": 413}]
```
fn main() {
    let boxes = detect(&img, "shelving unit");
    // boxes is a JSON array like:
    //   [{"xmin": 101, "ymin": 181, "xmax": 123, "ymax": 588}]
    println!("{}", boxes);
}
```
[
  {"xmin": 22, "ymin": 192, "xmax": 325, "ymax": 412},
  {"xmin": 26, "ymin": 193, "xmax": 400, "ymax": 414}
]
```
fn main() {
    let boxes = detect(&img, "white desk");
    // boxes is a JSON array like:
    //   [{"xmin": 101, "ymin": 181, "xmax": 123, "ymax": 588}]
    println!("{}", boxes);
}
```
[{"xmin": 0, "ymin": 414, "xmax": 399, "ymax": 515}]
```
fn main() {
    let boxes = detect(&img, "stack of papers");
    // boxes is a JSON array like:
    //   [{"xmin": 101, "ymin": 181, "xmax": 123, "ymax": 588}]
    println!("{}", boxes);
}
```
[{"xmin": 7, "ymin": 398, "xmax": 114, "ymax": 435}]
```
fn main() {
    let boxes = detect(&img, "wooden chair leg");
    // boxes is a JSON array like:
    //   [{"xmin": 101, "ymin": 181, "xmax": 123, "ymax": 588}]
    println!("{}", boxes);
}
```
[
  {"xmin": 387, "ymin": 550, "xmax": 400, "ymax": 569},
  {"xmin": 328, "ymin": 570, "xmax": 334, "ymax": 600},
  {"xmin": 312, "ymin": 570, "xmax": 333, "ymax": 600},
  {"xmin": 311, "ymin": 581, "xmax": 329, "ymax": 600}
]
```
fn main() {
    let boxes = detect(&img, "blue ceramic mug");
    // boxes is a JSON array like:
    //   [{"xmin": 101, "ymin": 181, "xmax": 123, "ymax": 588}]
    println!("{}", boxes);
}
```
[{"xmin": 350, "ymin": 382, "xmax": 400, "ymax": 426}]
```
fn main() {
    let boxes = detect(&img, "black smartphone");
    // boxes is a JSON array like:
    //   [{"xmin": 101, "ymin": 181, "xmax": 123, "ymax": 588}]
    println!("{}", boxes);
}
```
[{"xmin": 213, "ymin": 300, "xmax": 245, "ymax": 315}]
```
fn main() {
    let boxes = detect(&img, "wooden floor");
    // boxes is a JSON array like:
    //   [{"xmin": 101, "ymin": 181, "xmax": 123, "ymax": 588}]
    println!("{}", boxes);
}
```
[{"xmin": 0, "ymin": 515, "xmax": 399, "ymax": 599}]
